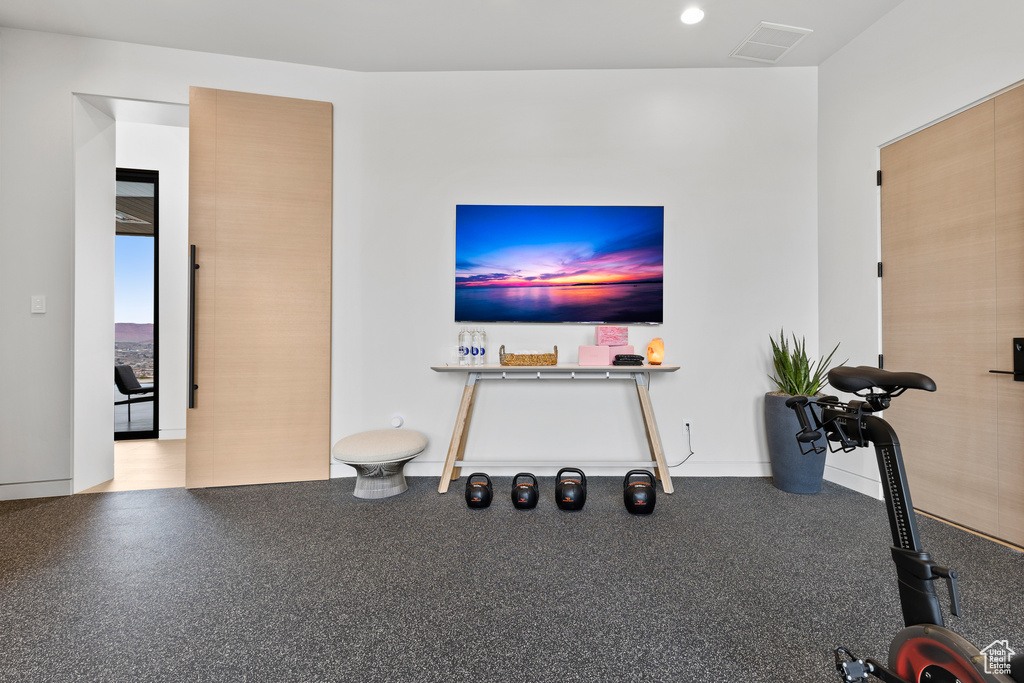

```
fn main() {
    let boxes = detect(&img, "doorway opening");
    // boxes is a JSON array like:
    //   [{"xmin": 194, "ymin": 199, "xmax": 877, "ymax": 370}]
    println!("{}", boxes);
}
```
[
  {"xmin": 71, "ymin": 94, "xmax": 188, "ymax": 495},
  {"xmin": 115, "ymin": 168, "xmax": 159, "ymax": 441}
]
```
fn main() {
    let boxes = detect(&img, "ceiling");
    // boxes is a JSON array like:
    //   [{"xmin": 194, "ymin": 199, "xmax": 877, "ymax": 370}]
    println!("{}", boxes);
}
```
[{"xmin": 0, "ymin": 0, "xmax": 903, "ymax": 72}]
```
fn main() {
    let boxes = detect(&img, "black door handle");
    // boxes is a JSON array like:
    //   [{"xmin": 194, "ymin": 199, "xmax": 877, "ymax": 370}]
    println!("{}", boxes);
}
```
[
  {"xmin": 188, "ymin": 245, "xmax": 200, "ymax": 407},
  {"xmin": 988, "ymin": 337, "xmax": 1024, "ymax": 381}
]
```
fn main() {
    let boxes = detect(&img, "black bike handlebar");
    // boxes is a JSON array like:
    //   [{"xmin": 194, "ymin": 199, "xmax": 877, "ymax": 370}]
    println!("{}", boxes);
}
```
[{"xmin": 785, "ymin": 396, "xmax": 823, "ymax": 444}]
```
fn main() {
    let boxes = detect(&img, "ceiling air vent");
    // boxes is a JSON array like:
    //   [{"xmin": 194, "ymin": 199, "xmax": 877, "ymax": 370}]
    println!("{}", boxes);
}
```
[{"xmin": 730, "ymin": 22, "xmax": 813, "ymax": 64}]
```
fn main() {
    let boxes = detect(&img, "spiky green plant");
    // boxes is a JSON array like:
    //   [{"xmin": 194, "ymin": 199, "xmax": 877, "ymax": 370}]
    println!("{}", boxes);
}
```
[{"xmin": 769, "ymin": 330, "xmax": 843, "ymax": 396}]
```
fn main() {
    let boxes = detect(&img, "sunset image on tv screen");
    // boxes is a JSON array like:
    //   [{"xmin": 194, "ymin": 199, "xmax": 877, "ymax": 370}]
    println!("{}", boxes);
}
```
[{"xmin": 455, "ymin": 205, "xmax": 664, "ymax": 323}]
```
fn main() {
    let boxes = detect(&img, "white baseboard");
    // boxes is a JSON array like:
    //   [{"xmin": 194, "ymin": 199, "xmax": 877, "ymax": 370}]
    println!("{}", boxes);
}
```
[
  {"xmin": 330, "ymin": 462, "xmax": 355, "ymax": 478},
  {"xmin": 0, "ymin": 479, "xmax": 72, "ymax": 501},
  {"xmin": 387, "ymin": 460, "xmax": 772, "ymax": 479},
  {"xmin": 333, "ymin": 458, "xmax": 847, "ymax": 489},
  {"xmin": 160, "ymin": 428, "xmax": 186, "ymax": 440},
  {"xmin": 824, "ymin": 465, "xmax": 883, "ymax": 500},
  {"xmin": 673, "ymin": 461, "xmax": 772, "ymax": 478}
]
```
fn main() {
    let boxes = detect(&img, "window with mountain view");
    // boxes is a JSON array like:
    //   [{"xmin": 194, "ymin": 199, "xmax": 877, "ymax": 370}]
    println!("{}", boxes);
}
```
[{"xmin": 115, "ymin": 169, "xmax": 158, "ymax": 439}]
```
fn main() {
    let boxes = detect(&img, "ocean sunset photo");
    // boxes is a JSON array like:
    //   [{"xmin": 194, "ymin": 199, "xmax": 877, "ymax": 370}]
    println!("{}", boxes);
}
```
[{"xmin": 455, "ymin": 205, "xmax": 664, "ymax": 323}]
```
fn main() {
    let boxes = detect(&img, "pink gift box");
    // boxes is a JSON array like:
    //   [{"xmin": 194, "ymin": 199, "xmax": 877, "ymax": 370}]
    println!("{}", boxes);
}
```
[
  {"xmin": 578, "ymin": 345, "xmax": 612, "ymax": 366},
  {"xmin": 596, "ymin": 325, "xmax": 628, "ymax": 346}
]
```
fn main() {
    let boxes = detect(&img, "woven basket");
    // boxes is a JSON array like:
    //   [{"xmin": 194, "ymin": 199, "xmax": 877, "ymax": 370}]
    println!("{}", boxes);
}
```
[{"xmin": 498, "ymin": 345, "xmax": 558, "ymax": 366}]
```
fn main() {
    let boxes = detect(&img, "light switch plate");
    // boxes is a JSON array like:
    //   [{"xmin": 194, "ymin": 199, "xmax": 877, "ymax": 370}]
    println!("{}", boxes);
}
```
[{"xmin": 31, "ymin": 295, "xmax": 46, "ymax": 314}]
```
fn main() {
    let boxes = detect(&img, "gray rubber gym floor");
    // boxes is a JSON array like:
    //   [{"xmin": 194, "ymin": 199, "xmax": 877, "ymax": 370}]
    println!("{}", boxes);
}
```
[{"xmin": 1, "ymin": 477, "xmax": 1021, "ymax": 682}]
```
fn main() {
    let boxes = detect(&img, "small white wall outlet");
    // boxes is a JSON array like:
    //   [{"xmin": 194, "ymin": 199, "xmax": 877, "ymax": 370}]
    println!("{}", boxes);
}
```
[{"xmin": 30, "ymin": 295, "xmax": 46, "ymax": 314}]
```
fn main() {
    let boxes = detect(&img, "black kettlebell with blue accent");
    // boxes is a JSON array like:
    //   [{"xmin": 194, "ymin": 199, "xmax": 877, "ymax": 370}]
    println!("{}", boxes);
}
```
[
  {"xmin": 555, "ymin": 467, "xmax": 587, "ymax": 511},
  {"xmin": 465, "ymin": 473, "xmax": 493, "ymax": 509},
  {"xmin": 511, "ymin": 473, "xmax": 539, "ymax": 509},
  {"xmin": 623, "ymin": 469, "xmax": 656, "ymax": 515}
]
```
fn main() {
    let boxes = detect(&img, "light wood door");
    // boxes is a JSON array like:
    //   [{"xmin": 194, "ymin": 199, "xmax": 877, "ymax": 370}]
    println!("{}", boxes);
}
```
[
  {"xmin": 994, "ymin": 85, "xmax": 1024, "ymax": 545},
  {"xmin": 881, "ymin": 86, "xmax": 1024, "ymax": 546},
  {"xmin": 187, "ymin": 87, "xmax": 332, "ymax": 488}
]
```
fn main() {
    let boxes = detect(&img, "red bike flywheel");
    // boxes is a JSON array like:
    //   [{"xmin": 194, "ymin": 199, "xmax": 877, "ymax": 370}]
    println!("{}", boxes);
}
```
[{"xmin": 889, "ymin": 624, "xmax": 1014, "ymax": 683}]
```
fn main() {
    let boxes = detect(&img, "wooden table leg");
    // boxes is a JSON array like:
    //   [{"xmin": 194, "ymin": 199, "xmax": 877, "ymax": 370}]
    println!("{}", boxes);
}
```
[
  {"xmin": 438, "ymin": 374, "xmax": 479, "ymax": 493},
  {"xmin": 634, "ymin": 372, "xmax": 674, "ymax": 494}
]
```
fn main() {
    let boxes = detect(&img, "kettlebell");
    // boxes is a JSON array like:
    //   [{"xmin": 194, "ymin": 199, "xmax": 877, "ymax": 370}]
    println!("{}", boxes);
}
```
[
  {"xmin": 465, "ymin": 473, "xmax": 493, "ymax": 509},
  {"xmin": 511, "ymin": 473, "xmax": 539, "ymax": 510},
  {"xmin": 555, "ymin": 467, "xmax": 587, "ymax": 511},
  {"xmin": 623, "ymin": 469, "xmax": 656, "ymax": 515}
]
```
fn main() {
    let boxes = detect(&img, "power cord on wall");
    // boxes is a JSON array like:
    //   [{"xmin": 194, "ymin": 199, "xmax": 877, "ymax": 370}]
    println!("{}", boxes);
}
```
[{"xmin": 666, "ymin": 421, "xmax": 695, "ymax": 467}]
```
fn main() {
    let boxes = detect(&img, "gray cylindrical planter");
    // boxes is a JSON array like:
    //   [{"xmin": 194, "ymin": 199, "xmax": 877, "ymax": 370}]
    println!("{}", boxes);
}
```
[{"xmin": 764, "ymin": 392, "xmax": 826, "ymax": 494}]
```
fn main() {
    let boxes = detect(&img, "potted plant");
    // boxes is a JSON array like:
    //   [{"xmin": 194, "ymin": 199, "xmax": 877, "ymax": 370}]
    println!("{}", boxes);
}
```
[{"xmin": 765, "ymin": 330, "xmax": 842, "ymax": 494}]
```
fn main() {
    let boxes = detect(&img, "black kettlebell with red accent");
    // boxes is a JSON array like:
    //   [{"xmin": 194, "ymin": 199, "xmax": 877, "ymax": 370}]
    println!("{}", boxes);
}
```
[
  {"xmin": 465, "ymin": 473, "xmax": 493, "ymax": 509},
  {"xmin": 555, "ymin": 467, "xmax": 587, "ymax": 511},
  {"xmin": 511, "ymin": 473, "xmax": 539, "ymax": 510},
  {"xmin": 623, "ymin": 469, "xmax": 656, "ymax": 515}
]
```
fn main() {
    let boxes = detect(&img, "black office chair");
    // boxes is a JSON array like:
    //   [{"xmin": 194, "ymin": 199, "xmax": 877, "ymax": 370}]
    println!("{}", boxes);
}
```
[{"xmin": 114, "ymin": 365, "xmax": 154, "ymax": 421}]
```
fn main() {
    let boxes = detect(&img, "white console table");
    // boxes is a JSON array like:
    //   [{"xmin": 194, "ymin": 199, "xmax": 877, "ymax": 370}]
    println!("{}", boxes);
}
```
[{"xmin": 430, "ymin": 364, "xmax": 680, "ymax": 494}]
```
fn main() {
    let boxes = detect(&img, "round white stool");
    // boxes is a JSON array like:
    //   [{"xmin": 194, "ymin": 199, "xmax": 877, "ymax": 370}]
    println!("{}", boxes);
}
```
[{"xmin": 332, "ymin": 429, "xmax": 427, "ymax": 499}]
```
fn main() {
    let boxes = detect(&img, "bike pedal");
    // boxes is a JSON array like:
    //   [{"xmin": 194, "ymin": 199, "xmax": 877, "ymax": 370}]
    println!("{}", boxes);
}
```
[{"xmin": 835, "ymin": 648, "xmax": 874, "ymax": 683}]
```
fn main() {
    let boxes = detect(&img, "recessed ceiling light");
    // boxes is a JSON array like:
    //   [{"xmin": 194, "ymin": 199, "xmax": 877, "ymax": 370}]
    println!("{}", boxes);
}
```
[{"xmin": 681, "ymin": 7, "xmax": 705, "ymax": 25}]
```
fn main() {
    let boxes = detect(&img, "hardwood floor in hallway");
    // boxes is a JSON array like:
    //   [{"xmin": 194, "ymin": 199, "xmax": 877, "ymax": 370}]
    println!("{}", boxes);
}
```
[{"xmin": 80, "ymin": 439, "xmax": 185, "ymax": 493}]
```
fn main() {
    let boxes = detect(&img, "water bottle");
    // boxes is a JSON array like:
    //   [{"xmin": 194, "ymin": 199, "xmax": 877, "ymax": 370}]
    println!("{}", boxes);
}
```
[
  {"xmin": 478, "ymin": 328, "xmax": 487, "ymax": 365},
  {"xmin": 471, "ymin": 328, "xmax": 481, "ymax": 365},
  {"xmin": 459, "ymin": 327, "xmax": 471, "ymax": 366}
]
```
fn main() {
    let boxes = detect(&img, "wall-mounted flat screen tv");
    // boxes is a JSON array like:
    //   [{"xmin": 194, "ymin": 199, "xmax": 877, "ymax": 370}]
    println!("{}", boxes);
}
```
[{"xmin": 455, "ymin": 204, "xmax": 664, "ymax": 324}]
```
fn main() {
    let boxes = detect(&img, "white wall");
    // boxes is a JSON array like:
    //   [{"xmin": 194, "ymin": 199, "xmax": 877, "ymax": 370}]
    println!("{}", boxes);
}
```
[
  {"xmin": 116, "ymin": 121, "xmax": 190, "ymax": 440},
  {"xmin": 818, "ymin": 0, "xmax": 1024, "ymax": 495},
  {"xmin": 355, "ymin": 67, "xmax": 819, "ymax": 478},
  {"xmin": 72, "ymin": 96, "xmax": 116, "ymax": 493},
  {"xmin": 0, "ymin": 27, "xmax": 819, "ymax": 497}
]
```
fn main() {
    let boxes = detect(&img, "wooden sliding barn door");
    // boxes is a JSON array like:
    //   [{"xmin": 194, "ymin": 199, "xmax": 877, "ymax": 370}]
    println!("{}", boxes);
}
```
[
  {"xmin": 187, "ymin": 87, "xmax": 332, "ymax": 488},
  {"xmin": 881, "ymin": 84, "xmax": 1024, "ymax": 547}
]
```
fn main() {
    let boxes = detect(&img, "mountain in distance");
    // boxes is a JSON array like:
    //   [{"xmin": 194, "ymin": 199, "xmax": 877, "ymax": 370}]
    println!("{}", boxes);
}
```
[{"xmin": 115, "ymin": 323, "xmax": 153, "ymax": 343}]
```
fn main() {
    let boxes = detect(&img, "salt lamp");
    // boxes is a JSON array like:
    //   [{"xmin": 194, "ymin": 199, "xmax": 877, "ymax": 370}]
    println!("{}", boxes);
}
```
[{"xmin": 647, "ymin": 338, "xmax": 664, "ymax": 365}]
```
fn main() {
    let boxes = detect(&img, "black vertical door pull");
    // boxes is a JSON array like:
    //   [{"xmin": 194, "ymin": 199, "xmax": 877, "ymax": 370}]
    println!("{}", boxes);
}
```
[{"xmin": 188, "ymin": 245, "xmax": 199, "ymax": 408}]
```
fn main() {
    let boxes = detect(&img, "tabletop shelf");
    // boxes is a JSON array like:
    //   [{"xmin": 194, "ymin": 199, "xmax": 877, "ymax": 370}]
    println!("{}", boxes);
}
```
[
  {"xmin": 431, "ymin": 364, "xmax": 679, "ymax": 372},
  {"xmin": 431, "ymin": 364, "xmax": 679, "ymax": 494}
]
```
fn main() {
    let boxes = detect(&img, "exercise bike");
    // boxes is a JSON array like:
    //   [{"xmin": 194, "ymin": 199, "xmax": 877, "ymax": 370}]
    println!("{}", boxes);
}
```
[{"xmin": 786, "ymin": 366, "xmax": 1022, "ymax": 683}]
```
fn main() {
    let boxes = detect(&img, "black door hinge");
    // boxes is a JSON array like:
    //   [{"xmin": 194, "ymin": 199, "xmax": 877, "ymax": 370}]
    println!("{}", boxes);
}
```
[
  {"xmin": 878, "ymin": 262, "xmax": 883, "ymax": 277},
  {"xmin": 877, "ymin": 170, "xmax": 882, "ymax": 186},
  {"xmin": 878, "ymin": 354, "xmax": 884, "ymax": 369}
]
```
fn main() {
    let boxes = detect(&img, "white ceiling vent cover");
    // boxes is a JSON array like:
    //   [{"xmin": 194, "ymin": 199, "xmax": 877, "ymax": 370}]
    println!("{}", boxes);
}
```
[{"xmin": 730, "ymin": 22, "xmax": 813, "ymax": 64}]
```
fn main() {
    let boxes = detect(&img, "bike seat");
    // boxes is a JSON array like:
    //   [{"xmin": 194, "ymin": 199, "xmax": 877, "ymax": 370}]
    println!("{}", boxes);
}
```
[{"xmin": 829, "ymin": 366, "xmax": 936, "ymax": 394}]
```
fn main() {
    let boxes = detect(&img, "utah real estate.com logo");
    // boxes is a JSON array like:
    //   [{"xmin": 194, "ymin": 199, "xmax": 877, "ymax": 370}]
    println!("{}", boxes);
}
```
[{"xmin": 981, "ymin": 639, "xmax": 1016, "ymax": 676}]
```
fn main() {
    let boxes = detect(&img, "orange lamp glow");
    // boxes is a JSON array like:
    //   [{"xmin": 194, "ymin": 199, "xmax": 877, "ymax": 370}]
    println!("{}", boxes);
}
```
[{"xmin": 647, "ymin": 338, "xmax": 664, "ymax": 365}]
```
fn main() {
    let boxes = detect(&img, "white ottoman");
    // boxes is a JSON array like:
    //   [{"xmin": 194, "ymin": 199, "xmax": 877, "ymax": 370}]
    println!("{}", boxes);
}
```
[{"xmin": 332, "ymin": 429, "xmax": 427, "ymax": 499}]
